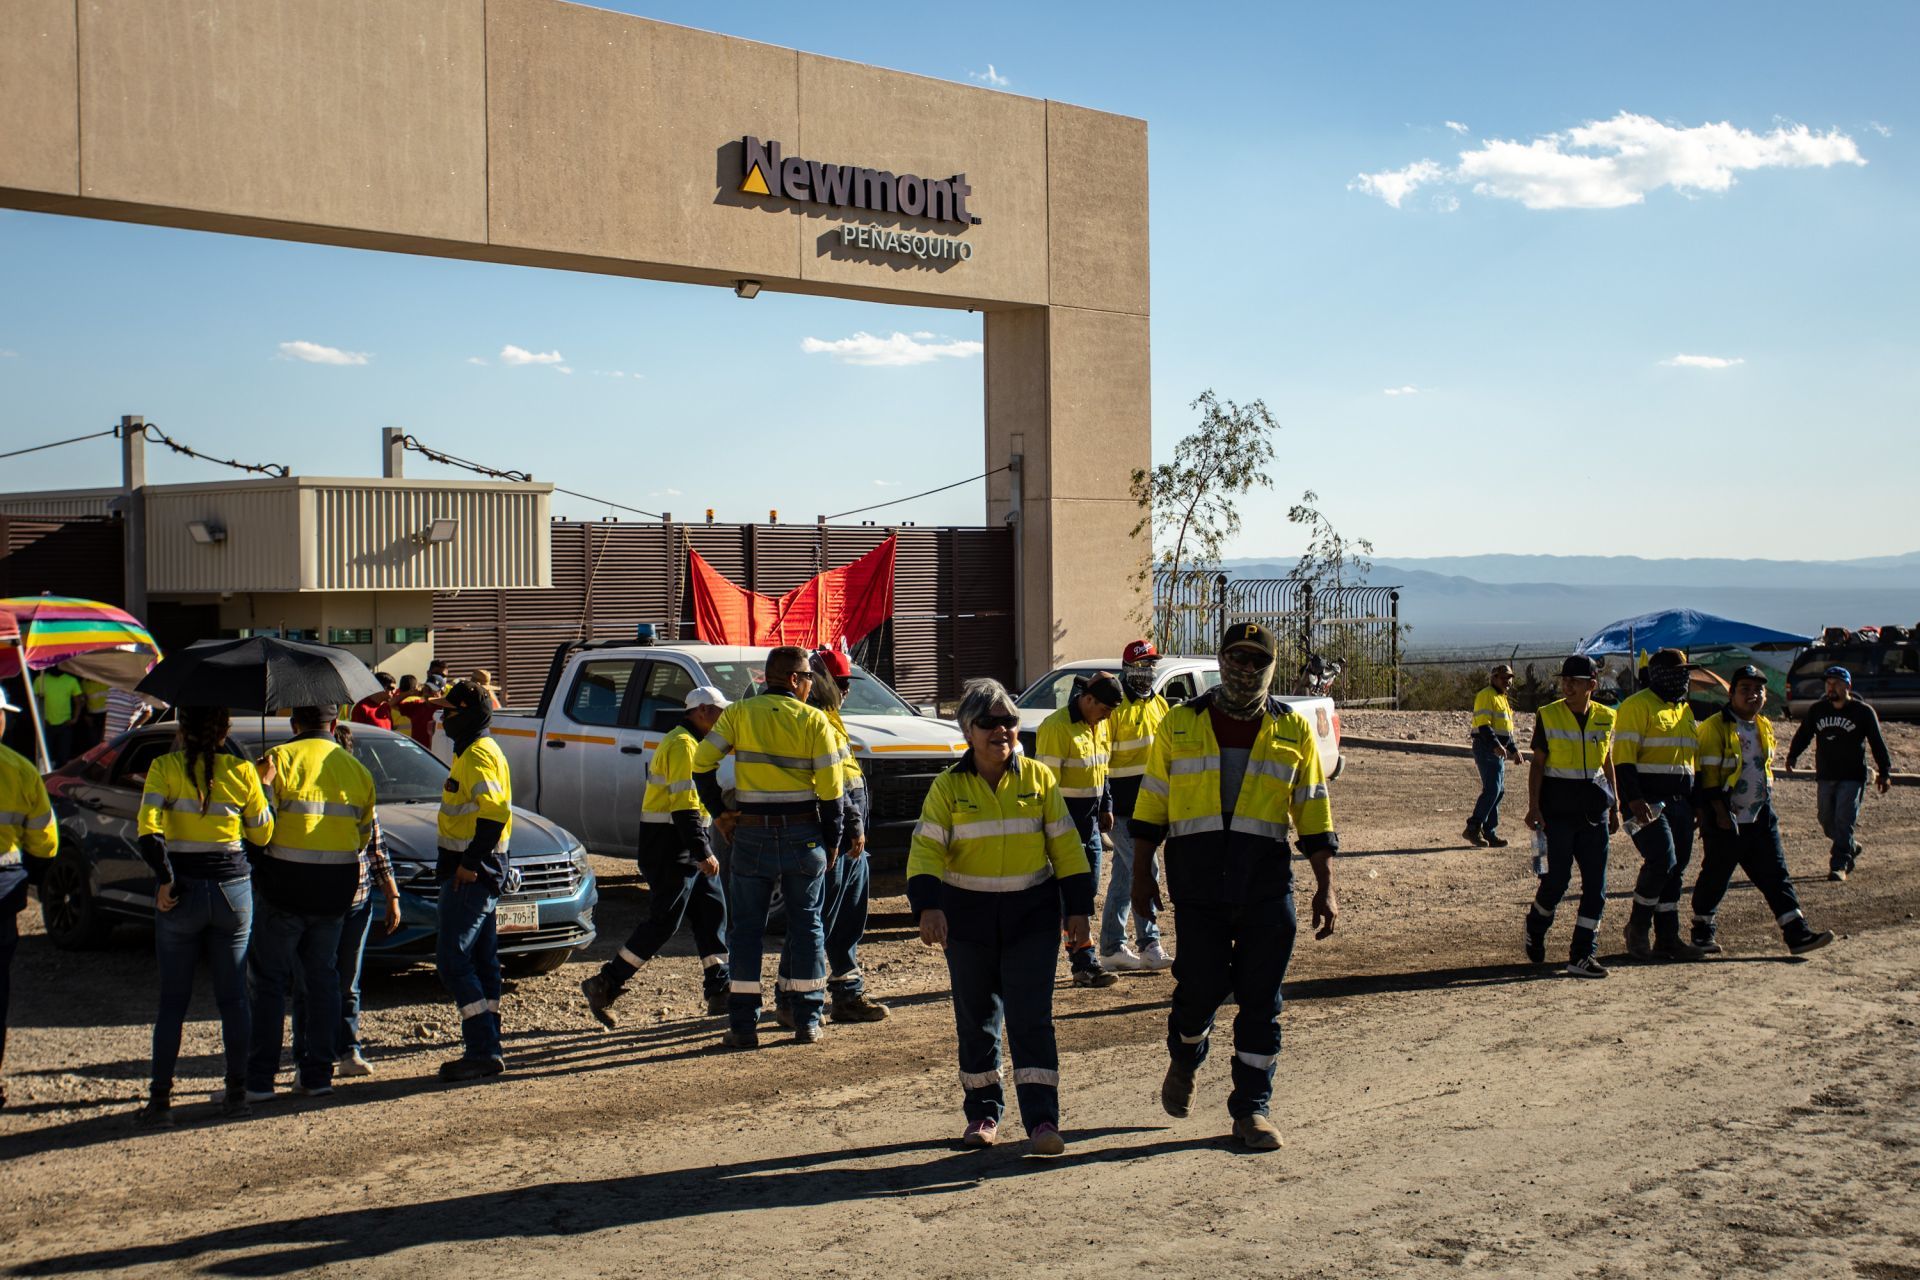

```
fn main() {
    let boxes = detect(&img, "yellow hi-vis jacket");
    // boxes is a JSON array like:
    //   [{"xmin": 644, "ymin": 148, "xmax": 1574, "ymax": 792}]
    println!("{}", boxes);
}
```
[
  {"xmin": 1611, "ymin": 689, "xmax": 1696, "ymax": 802},
  {"xmin": 1130, "ymin": 694, "xmax": 1337, "ymax": 861},
  {"xmin": 0, "ymin": 743, "xmax": 58, "ymax": 889},
  {"xmin": 439, "ymin": 736, "xmax": 513, "ymax": 854},
  {"xmin": 81, "ymin": 679, "xmax": 111, "ymax": 716},
  {"xmin": 905, "ymin": 753, "xmax": 1093, "ymax": 916},
  {"xmin": 692, "ymin": 692, "xmax": 845, "ymax": 810},
  {"xmin": 1035, "ymin": 703, "xmax": 1111, "ymax": 813},
  {"xmin": 642, "ymin": 724, "xmax": 709, "ymax": 828},
  {"xmin": 1107, "ymin": 694, "xmax": 1169, "ymax": 779},
  {"xmin": 822, "ymin": 705, "xmax": 865, "ymax": 797},
  {"xmin": 1471, "ymin": 687, "xmax": 1515, "ymax": 740},
  {"xmin": 138, "ymin": 752, "xmax": 273, "ymax": 854},
  {"xmin": 1537, "ymin": 699, "xmax": 1616, "ymax": 783},
  {"xmin": 263, "ymin": 737, "xmax": 376, "ymax": 865},
  {"xmin": 1696, "ymin": 709, "xmax": 1775, "ymax": 803}
]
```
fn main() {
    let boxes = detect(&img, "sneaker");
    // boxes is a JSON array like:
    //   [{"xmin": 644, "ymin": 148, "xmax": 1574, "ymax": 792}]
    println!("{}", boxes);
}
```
[
  {"xmin": 1625, "ymin": 922, "xmax": 1654, "ymax": 960},
  {"xmin": 1138, "ymin": 941, "xmax": 1175, "ymax": 971},
  {"xmin": 1787, "ymin": 929, "xmax": 1835, "ymax": 956},
  {"xmin": 830, "ymin": 994, "xmax": 890, "ymax": 1023},
  {"xmin": 721, "ymin": 1027, "xmax": 759, "ymax": 1051},
  {"xmin": 218, "ymin": 1086, "xmax": 255, "ymax": 1118},
  {"xmin": 580, "ymin": 973, "xmax": 621, "ymax": 1030},
  {"xmin": 962, "ymin": 1118, "xmax": 999, "ymax": 1148},
  {"xmin": 291, "ymin": 1081, "xmax": 334, "ymax": 1098},
  {"xmin": 1102, "ymin": 943, "xmax": 1147, "ymax": 972},
  {"xmin": 1232, "ymin": 1113, "xmax": 1284, "ymax": 1151},
  {"xmin": 217, "ymin": 1087, "xmax": 277, "ymax": 1105},
  {"xmin": 1462, "ymin": 825, "xmax": 1486, "ymax": 847},
  {"xmin": 1524, "ymin": 931, "xmax": 1545, "ymax": 964},
  {"xmin": 1027, "ymin": 1122, "xmax": 1067, "ymax": 1157},
  {"xmin": 1483, "ymin": 834, "xmax": 1511, "ymax": 848},
  {"xmin": 337, "ymin": 1051, "xmax": 375, "ymax": 1078},
  {"xmin": 437, "ymin": 1055, "xmax": 505, "ymax": 1083},
  {"xmin": 1564, "ymin": 956, "xmax": 1608, "ymax": 980},
  {"xmin": 793, "ymin": 1022, "xmax": 824, "ymax": 1045},
  {"xmin": 1161, "ymin": 1061, "xmax": 1195, "ymax": 1118},
  {"xmin": 1828, "ymin": 868, "xmax": 1848, "ymax": 882},
  {"xmin": 1654, "ymin": 934, "xmax": 1710, "ymax": 962},
  {"xmin": 1071, "ymin": 956, "xmax": 1119, "ymax": 989},
  {"xmin": 1692, "ymin": 933, "xmax": 1724, "ymax": 956},
  {"xmin": 135, "ymin": 1096, "xmax": 175, "ymax": 1129}
]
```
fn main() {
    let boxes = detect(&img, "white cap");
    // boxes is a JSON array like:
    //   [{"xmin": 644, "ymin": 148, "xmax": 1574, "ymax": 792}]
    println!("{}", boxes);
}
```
[
  {"xmin": 0, "ymin": 686, "xmax": 18, "ymax": 713},
  {"xmin": 684, "ymin": 685, "xmax": 731, "ymax": 711}
]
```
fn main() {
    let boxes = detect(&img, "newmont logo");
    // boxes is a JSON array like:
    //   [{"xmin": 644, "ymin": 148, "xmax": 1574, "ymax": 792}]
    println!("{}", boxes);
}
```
[{"xmin": 740, "ymin": 136, "xmax": 980, "ymax": 227}]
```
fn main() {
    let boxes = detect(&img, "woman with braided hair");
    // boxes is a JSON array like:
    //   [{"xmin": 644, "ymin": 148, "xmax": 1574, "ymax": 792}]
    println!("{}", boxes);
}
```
[{"xmin": 134, "ymin": 705, "xmax": 274, "ymax": 1126}]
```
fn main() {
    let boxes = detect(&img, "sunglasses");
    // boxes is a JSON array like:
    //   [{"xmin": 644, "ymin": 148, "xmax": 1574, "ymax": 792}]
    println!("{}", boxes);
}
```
[
  {"xmin": 1221, "ymin": 647, "xmax": 1270, "ymax": 670},
  {"xmin": 973, "ymin": 714, "xmax": 1020, "ymax": 731}
]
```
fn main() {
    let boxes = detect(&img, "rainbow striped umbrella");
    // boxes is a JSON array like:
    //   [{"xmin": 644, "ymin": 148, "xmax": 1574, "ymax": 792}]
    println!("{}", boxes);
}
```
[{"xmin": 0, "ymin": 595, "xmax": 163, "ymax": 687}]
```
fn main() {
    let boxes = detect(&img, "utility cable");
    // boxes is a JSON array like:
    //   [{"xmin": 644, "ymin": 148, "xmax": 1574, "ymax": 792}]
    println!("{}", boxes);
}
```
[
  {"xmin": 0, "ymin": 427, "xmax": 118, "ymax": 462},
  {"xmin": 824, "ymin": 465, "xmax": 1010, "ymax": 521},
  {"xmin": 401, "ymin": 433, "xmax": 662, "ymax": 518},
  {"xmin": 140, "ymin": 424, "xmax": 288, "ymax": 478}
]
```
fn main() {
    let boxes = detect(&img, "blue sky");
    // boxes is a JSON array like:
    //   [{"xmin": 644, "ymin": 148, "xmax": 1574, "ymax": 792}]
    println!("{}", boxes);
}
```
[{"xmin": 2, "ymin": 1, "xmax": 1913, "ymax": 561}]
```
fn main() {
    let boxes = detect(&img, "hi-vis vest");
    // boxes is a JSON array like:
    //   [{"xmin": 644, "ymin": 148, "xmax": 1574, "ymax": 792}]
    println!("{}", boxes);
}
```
[
  {"xmin": 641, "ymin": 724, "xmax": 709, "ymax": 826},
  {"xmin": 908, "ymin": 755, "xmax": 1088, "ymax": 893},
  {"xmin": 1697, "ymin": 710, "xmax": 1775, "ymax": 798},
  {"xmin": 692, "ymin": 692, "xmax": 845, "ymax": 809},
  {"xmin": 439, "ymin": 736, "xmax": 513, "ymax": 853},
  {"xmin": 138, "ymin": 752, "xmax": 274, "ymax": 854},
  {"xmin": 1107, "ymin": 694, "xmax": 1169, "ymax": 779},
  {"xmin": 823, "ymin": 705, "xmax": 865, "ymax": 794},
  {"xmin": 1471, "ymin": 687, "xmax": 1515, "ymax": 737},
  {"xmin": 0, "ymin": 742, "xmax": 58, "ymax": 880},
  {"xmin": 263, "ymin": 737, "xmax": 376, "ymax": 865},
  {"xmin": 1611, "ymin": 689, "xmax": 1696, "ymax": 781},
  {"xmin": 1132, "ymin": 697, "xmax": 1334, "ymax": 850},
  {"xmin": 1537, "ymin": 700, "xmax": 1616, "ymax": 783},
  {"xmin": 1035, "ymin": 704, "xmax": 1110, "ymax": 800}
]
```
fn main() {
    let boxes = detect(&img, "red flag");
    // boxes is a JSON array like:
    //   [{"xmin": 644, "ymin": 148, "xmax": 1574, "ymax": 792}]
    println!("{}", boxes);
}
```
[{"xmin": 690, "ymin": 537, "xmax": 896, "ymax": 648}]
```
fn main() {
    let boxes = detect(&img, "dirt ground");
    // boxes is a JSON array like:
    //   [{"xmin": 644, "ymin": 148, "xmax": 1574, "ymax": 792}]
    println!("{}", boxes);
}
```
[{"xmin": 3, "ymin": 738, "xmax": 1917, "ymax": 1278}]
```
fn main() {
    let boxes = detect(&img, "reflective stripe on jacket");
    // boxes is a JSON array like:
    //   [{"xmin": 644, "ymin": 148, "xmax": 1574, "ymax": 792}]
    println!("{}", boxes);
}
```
[
  {"xmin": 1537, "ymin": 699, "xmax": 1616, "ymax": 783},
  {"xmin": 1471, "ymin": 687, "xmax": 1515, "ymax": 737},
  {"xmin": 692, "ymin": 693, "xmax": 845, "ymax": 809},
  {"xmin": 906, "ymin": 754, "xmax": 1090, "ymax": 906},
  {"xmin": 1035, "ymin": 704, "xmax": 1110, "ymax": 801},
  {"xmin": 263, "ymin": 737, "xmax": 376, "ymax": 865},
  {"xmin": 641, "ymin": 724, "xmax": 709, "ymax": 826},
  {"xmin": 1107, "ymin": 694, "xmax": 1169, "ymax": 779},
  {"xmin": 1697, "ymin": 710, "xmax": 1775, "ymax": 799},
  {"xmin": 0, "ymin": 743, "xmax": 58, "ymax": 883},
  {"xmin": 1130, "ymin": 694, "xmax": 1336, "ymax": 855},
  {"xmin": 137, "ymin": 751, "xmax": 273, "ymax": 852},
  {"xmin": 439, "ymin": 736, "xmax": 513, "ymax": 853}
]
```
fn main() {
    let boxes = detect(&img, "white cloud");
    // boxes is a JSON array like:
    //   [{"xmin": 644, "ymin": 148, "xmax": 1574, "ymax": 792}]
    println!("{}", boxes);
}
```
[
  {"xmin": 1660, "ymin": 353, "xmax": 1745, "ymax": 369},
  {"xmin": 912, "ymin": 330, "xmax": 937, "ymax": 339},
  {"xmin": 873, "ymin": 479, "xmax": 902, "ymax": 488},
  {"xmin": 800, "ymin": 331, "xmax": 985, "ymax": 367},
  {"xmin": 0, "ymin": 349, "xmax": 17, "ymax": 358},
  {"xmin": 1432, "ymin": 193, "xmax": 1460, "ymax": 213},
  {"xmin": 556, "ymin": 366, "xmax": 574, "ymax": 375},
  {"xmin": 465, "ymin": 356, "xmax": 488, "ymax": 366},
  {"xmin": 647, "ymin": 487, "xmax": 684, "ymax": 497},
  {"xmin": 278, "ymin": 339, "xmax": 369, "ymax": 366},
  {"xmin": 1353, "ymin": 112, "xmax": 1866, "ymax": 211},
  {"xmin": 968, "ymin": 64, "xmax": 1010, "ymax": 88},
  {"xmin": 1868, "ymin": 121, "xmax": 1892, "ymax": 138},
  {"xmin": 499, "ymin": 344, "xmax": 565, "ymax": 366},
  {"xmin": 1383, "ymin": 386, "xmax": 1423, "ymax": 396},
  {"xmin": 1444, "ymin": 120, "xmax": 1470, "ymax": 135}
]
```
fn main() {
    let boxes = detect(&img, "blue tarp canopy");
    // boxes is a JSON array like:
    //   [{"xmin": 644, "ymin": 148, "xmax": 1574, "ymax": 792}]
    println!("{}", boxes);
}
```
[{"xmin": 1579, "ymin": 609, "xmax": 1812, "ymax": 658}]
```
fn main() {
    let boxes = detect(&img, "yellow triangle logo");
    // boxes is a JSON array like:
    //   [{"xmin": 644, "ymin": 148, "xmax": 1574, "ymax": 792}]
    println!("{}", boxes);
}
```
[{"xmin": 741, "ymin": 163, "xmax": 771, "ymax": 196}]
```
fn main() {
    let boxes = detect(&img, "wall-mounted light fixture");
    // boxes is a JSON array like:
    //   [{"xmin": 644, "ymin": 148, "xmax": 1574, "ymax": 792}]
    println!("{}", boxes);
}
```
[
  {"xmin": 422, "ymin": 518, "xmax": 459, "ymax": 544},
  {"xmin": 186, "ymin": 520, "xmax": 226, "ymax": 545},
  {"xmin": 734, "ymin": 280, "xmax": 761, "ymax": 299}
]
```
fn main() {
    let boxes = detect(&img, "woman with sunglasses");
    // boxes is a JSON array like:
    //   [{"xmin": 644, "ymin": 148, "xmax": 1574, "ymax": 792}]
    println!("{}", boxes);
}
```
[{"xmin": 907, "ymin": 678, "xmax": 1093, "ymax": 1155}]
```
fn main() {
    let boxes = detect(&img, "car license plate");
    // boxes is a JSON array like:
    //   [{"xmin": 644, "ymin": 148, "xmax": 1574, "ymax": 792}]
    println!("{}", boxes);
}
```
[{"xmin": 497, "ymin": 903, "xmax": 539, "ymax": 933}]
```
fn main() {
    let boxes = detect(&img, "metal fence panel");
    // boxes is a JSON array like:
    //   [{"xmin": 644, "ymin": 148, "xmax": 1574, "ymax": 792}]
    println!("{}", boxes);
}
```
[{"xmin": 1152, "ymin": 571, "xmax": 1403, "ymax": 705}]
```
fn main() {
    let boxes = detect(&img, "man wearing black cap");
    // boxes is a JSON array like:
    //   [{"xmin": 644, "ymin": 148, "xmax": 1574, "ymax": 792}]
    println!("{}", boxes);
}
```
[
  {"xmin": 1786, "ymin": 666, "xmax": 1894, "ymax": 882},
  {"xmin": 1523, "ymin": 655, "xmax": 1620, "ymax": 979},
  {"xmin": 1613, "ymin": 649, "xmax": 1709, "ymax": 961},
  {"xmin": 1691, "ymin": 666, "xmax": 1834, "ymax": 956},
  {"xmin": 1036, "ymin": 672, "xmax": 1123, "ymax": 988}
]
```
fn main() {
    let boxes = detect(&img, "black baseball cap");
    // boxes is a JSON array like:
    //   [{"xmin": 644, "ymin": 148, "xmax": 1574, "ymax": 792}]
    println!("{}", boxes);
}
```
[
  {"xmin": 1559, "ymin": 655, "xmax": 1599, "ymax": 680},
  {"xmin": 1221, "ymin": 621, "xmax": 1276, "ymax": 660},
  {"xmin": 1079, "ymin": 672, "xmax": 1124, "ymax": 708},
  {"xmin": 1728, "ymin": 664, "xmax": 1768, "ymax": 690}
]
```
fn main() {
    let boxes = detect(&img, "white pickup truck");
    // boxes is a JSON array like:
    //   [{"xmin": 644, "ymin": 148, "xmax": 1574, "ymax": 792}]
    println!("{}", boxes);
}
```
[{"xmin": 490, "ymin": 640, "xmax": 966, "ymax": 857}]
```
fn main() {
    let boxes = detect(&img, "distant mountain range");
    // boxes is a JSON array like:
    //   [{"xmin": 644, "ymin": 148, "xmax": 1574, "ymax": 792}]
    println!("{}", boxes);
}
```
[{"xmin": 1218, "ymin": 552, "xmax": 1920, "ymax": 651}]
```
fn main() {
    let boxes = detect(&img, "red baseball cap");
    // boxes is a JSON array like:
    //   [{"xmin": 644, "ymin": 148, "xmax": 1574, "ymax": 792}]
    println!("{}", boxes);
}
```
[
  {"xmin": 813, "ymin": 648, "xmax": 853, "ymax": 680},
  {"xmin": 1122, "ymin": 639, "xmax": 1160, "ymax": 665}
]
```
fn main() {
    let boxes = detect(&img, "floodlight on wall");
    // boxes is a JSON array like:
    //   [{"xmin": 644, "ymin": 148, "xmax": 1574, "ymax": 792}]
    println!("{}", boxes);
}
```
[
  {"xmin": 423, "ymin": 518, "xmax": 459, "ymax": 544},
  {"xmin": 734, "ymin": 280, "xmax": 761, "ymax": 299},
  {"xmin": 186, "ymin": 520, "xmax": 225, "ymax": 545}
]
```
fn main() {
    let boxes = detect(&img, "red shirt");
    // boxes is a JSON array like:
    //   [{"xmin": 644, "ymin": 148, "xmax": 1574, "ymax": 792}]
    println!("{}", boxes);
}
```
[
  {"xmin": 351, "ymin": 694, "xmax": 393, "ymax": 731},
  {"xmin": 398, "ymin": 697, "xmax": 439, "ymax": 746}
]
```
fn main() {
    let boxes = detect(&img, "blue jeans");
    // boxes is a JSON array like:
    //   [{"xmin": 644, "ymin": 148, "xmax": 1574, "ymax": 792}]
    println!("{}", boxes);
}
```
[
  {"xmin": 778, "ymin": 851, "xmax": 870, "ymax": 1003},
  {"xmin": 247, "ymin": 897, "xmax": 345, "ymax": 1091},
  {"xmin": 1528, "ymin": 816, "xmax": 1609, "ymax": 963},
  {"xmin": 152, "ymin": 876, "xmax": 253, "ymax": 1093},
  {"xmin": 290, "ymin": 895, "xmax": 376, "ymax": 1064},
  {"xmin": 1817, "ymin": 781, "xmax": 1865, "ymax": 871},
  {"xmin": 1468, "ymin": 740, "xmax": 1507, "ymax": 836},
  {"xmin": 1627, "ymin": 794, "xmax": 1695, "ymax": 936},
  {"xmin": 1165, "ymin": 889, "xmax": 1298, "ymax": 1119},
  {"xmin": 1099, "ymin": 818, "xmax": 1161, "ymax": 954},
  {"xmin": 728, "ymin": 824, "xmax": 827, "ymax": 1036},
  {"xmin": 942, "ymin": 881, "xmax": 1062, "ymax": 1131},
  {"xmin": 435, "ymin": 878, "xmax": 502, "ymax": 1061}
]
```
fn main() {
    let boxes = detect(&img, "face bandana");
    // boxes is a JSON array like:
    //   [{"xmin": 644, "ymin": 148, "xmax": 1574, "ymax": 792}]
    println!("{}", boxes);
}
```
[
  {"xmin": 444, "ymin": 699, "xmax": 492, "ymax": 752},
  {"xmin": 1647, "ymin": 666, "xmax": 1690, "ymax": 702},
  {"xmin": 1215, "ymin": 657, "xmax": 1274, "ymax": 719},
  {"xmin": 1123, "ymin": 668, "xmax": 1156, "ymax": 699}
]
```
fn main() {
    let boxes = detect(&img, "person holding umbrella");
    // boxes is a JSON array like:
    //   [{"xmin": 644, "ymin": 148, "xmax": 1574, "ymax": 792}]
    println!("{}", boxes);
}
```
[
  {"xmin": 434, "ymin": 680, "xmax": 515, "ymax": 1082},
  {"xmin": 135, "ymin": 705, "xmax": 274, "ymax": 1125}
]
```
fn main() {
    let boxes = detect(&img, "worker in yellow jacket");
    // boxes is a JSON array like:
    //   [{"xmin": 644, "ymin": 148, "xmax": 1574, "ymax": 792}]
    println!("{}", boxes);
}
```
[
  {"xmin": 1613, "ymin": 649, "xmax": 1708, "ymax": 961},
  {"xmin": 1129, "ymin": 622, "xmax": 1339, "ymax": 1152},
  {"xmin": 1101, "ymin": 639, "xmax": 1174, "ymax": 972},
  {"xmin": 1, "ymin": 685, "xmax": 59, "ymax": 1110},
  {"xmin": 434, "ymin": 680, "xmax": 516, "ymax": 1083},
  {"xmin": 1521, "ymin": 656, "xmax": 1618, "ymax": 980},
  {"xmin": 910, "ymin": 678, "xmax": 1092, "ymax": 1156},
  {"xmin": 1464, "ymin": 663, "xmax": 1522, "ymax": 846},
  {"xmin": 1035, "ymin": 673, "xmax": 1122, "ymax": 988},
  {"xmin": 1689, "ymin": 665, "xmax": 1833, "ymax": 957}
]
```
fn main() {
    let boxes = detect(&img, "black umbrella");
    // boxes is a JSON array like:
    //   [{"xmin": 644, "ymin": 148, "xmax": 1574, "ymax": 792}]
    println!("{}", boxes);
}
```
[{"xmin": 135, "ymin": 636, "xmax": 383, "ymax": 712}]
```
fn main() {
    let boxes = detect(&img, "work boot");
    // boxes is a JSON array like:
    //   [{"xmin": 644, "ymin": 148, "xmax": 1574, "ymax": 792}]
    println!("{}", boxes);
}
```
[
  {"xmin": 1232, "ymin": 1114, "xmax": 1284, "ymax": 1151},
  {"xmin": 721, "ymin": 1027, "xmax": 759, "ymax": 1051},
  {"xmin": 438, "ymin": 1055, "xmax": 505, "ymax": 1083},
  {"xmin": 1654, "ymin": 933, "xmax": 1710, "ymax": 961},
  {"xmin": 218, "ymin": 1085, "xmax": 254, "ymax": 1118},
  {"xmin": 830, "ymin": 993, "xmax": 890, "ymax": 1023},
  {"xmin": 1624, "ymin": 921, "xmax": 1654, "ymax": 961},
  {"xmin": 1828, "ymin": 867, "xmax": 1848, "ymax": 882},
  {"xmin": 1071, "ymin": 951, "xmax": 1119, "ymax": 989},
  {"xmin": 135, "ymin": 1091, "xmax": 175, "ymax": 1129},
  {"xmin": 1691, "ymin": 927, "xmax": 1723, "ymax": 956},
  {"xmin": 1462, "ymin": 825, "xmax": 1486, "ymax": 847},
  {"xmin": 1027, "ymin": 1123, "xmax": 1067, "ymax": 1157},
  {"xmin": 1524, "ymin": 930, "xmax": 1546, "ymax": 965},
  {"xmin": 703, "ymin": 966, "xmax": 730, "ymax": 1017},
  {"xmin": 1786, "ymin": 927, "xmax": 1835, "ymax": 956},
  {"xmin": 338, "ymin": 1050, "xmax": 375, "ymax": 1078},
  {"xmin": 1483, "ymin": 833, "xmax": 1510, "ymax": 848},
  {"xmin": 793, "ymin": 1022, "xmax": 824, "ymax": 1045},
  {"xmin": 1161, "ymin": 1061, "xmax": 1195, "ymax": 1118},
  {"xmin": 705, "ymin": 989, "xmax": 729, "ymax": 1017},
  {"xmin": 580, "ymin": 973, "xmax": 621, "ymax": 1030}
]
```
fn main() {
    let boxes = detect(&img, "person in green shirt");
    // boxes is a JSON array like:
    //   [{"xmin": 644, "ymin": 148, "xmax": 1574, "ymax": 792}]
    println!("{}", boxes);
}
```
[{"xmin": 31, "ymin": 667, "xmax": 84, "ymax": 766}]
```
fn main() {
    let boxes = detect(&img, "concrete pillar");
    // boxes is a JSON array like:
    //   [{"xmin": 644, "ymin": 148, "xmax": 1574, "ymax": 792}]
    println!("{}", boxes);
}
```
[
  {"xmin": 382, "ymin": 427, "xmax": 404, "ymax": 479},
  {"xmin": 119, "ymin": 415, "xmax": 147, "ymax": 619}
]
